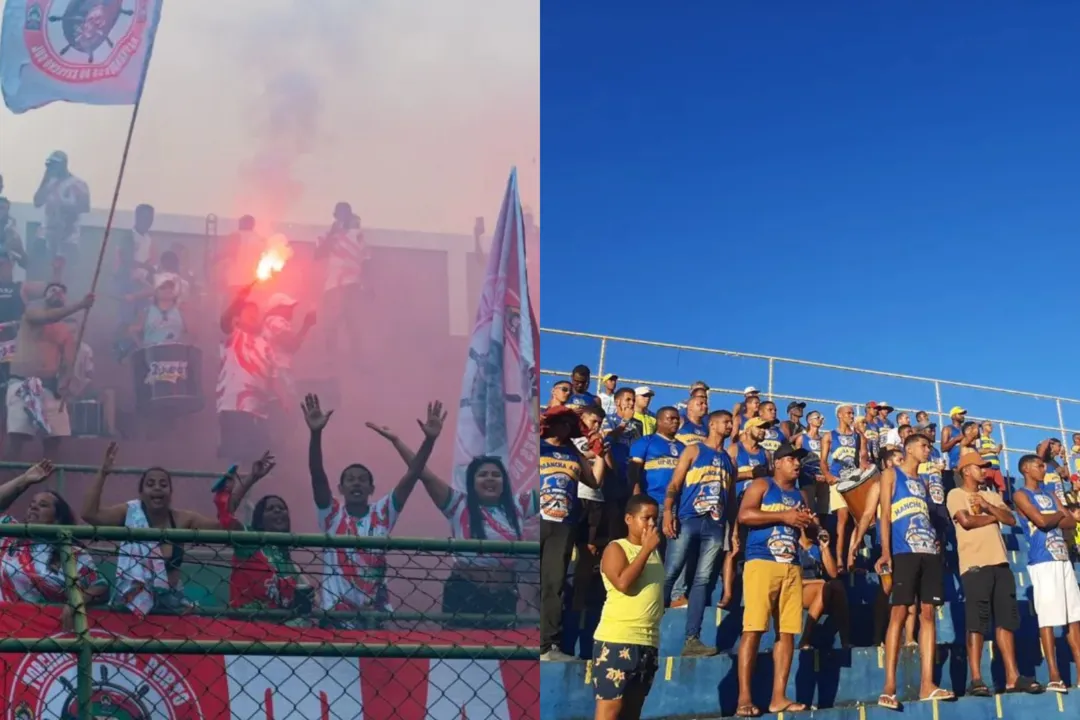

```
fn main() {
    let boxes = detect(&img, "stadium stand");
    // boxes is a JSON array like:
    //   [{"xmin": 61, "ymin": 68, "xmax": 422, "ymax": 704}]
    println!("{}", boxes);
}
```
[{"xmin": 539, "ymin": 328, "xmax": 1080, "ymax": 719}]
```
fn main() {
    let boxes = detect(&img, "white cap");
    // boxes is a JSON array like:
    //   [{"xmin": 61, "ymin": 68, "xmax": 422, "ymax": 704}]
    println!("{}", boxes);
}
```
[
  {"xmin": 266, "ymin": 293, "xmax": 298, "ymax": 311},
  {"xmin": 634, "ymin": 386, "xmax": 654, "ymax": 396},
  {"xmin": 743, "ymin": 386, "xmax": 759, "ymax": 395}
]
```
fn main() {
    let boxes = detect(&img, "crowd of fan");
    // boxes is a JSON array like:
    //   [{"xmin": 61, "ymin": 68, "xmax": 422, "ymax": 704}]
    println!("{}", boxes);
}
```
[{"xmin": 540, "ymin": 365, "xmax": 1080, "ymax": 719}]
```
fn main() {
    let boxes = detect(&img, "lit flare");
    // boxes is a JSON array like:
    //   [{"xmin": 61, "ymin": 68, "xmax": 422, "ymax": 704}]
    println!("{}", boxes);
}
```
[{"xmin": 256, "ymin": 234, "xmax": 293, "ymax": 281}]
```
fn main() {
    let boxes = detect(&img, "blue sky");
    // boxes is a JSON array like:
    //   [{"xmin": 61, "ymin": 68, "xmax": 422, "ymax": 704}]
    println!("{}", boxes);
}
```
[{"xmin": 539, "ymin": 2, "xmax": 1080, "ymax": 470}]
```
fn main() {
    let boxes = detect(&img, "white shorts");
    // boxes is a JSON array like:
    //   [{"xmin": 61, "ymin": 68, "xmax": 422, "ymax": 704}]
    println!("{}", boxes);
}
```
[
  {"xmin": 1029, "ymin": 561, "xmax": 1080, "ymax": 628},
  {"xmin": 5, "ymin": 380, "xmax": 70, "ymax": 438}
]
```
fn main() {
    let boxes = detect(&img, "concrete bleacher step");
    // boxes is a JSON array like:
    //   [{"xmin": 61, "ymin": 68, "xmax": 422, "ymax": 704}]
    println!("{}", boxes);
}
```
[{"xmin": 541, "ymin": 644, "xmax": 1080, "ymax": 719}]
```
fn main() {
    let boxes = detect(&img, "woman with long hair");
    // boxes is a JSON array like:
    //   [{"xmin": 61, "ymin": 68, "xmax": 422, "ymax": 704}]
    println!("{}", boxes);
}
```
[
  {"xmin": 81, "ymin": 442, "xmax": 234, "ymax": 617},
  {"xmin": 365, "ymin": 424, "xmax": 542, "ymax": 619},
  {"xmin": 0, "ymin": 460, "xmax": 107, "ymax": 629},
  {"xmin": 211, "ymin": 453, "xmax": 308, "ymax": 614}
]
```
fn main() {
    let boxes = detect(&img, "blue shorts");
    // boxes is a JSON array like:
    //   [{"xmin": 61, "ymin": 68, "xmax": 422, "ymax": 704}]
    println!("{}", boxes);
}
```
[{"xmin": 592, "ymin": 641, "xmax": 658, "ymax": 701}]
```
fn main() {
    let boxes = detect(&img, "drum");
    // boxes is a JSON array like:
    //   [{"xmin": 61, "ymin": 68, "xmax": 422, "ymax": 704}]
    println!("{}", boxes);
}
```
[
  {"xmin": 71, "ymin": 400, "xmax": 104, "ymax": 437},
  {"xmin": 836, "ymin": 466, "xmax": 881, "ymax": 521},
  {"xmin": 133, "ymin": 343, "xmax": 204, "ymax": 415}
]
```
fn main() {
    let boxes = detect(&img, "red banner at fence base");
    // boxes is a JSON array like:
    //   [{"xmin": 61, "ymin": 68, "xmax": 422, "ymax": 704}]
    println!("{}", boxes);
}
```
[{"xmin": 0, "ymin": 603, "xmax": 539, "ymax": 720}]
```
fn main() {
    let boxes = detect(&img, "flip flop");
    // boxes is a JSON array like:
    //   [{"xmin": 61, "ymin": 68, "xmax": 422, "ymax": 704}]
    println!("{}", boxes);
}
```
[
  {"xmin": 921, "ymin": 688, "xmax": 956, "ymax": 702},
  {"xmin": 770, "ymin": 702, "xmax": 809, "ymax": 713},
  {"xmin": 1046, "ymin": 680, "xmax": 1068, "ymax": 693},
  {"xmin": 1005, "ymin": 676, "xmax": 1042, "ymax": 694},
  {"xmin": 966, "ymin": 681, "xmax": 992, "ymax": 697},
  {"xmin": 878, "ymin": 694, "xmax": 901, "ymax": 711},
  {"xmin": 735, "ymin": 705, "xmax": 762, "ymax": 717}
]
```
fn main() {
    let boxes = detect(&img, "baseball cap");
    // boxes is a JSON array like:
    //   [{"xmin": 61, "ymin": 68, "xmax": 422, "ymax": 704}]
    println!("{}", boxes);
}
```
[
  {"xmin": 601, "ymin": 373, "xmax": 618, "ymax": 382},
  {"xmin": 45, "ymin": 150, "xmax": 68, "ymax": 166},
  {"xmin": 743, "ymin": 417, "xmax": 774, "ymax": 432},
  {"xmin": 634, "ymin": 386, "xmax": 654, "ymax": 396},
  {"xmin": 915, "ymin": 421, "xmax": 937, "ymax": 431},
  {"xmin": 267, "ymin": 293, "xmax": 299, "ymax": 312},
  {"xmin": 878, "ymin": 401, "xmax": 894, "ymax": 411},
  {"xmin": 955, "ymin": 453, "xmax": 990, "ymax": 472},
  {"xmin": 743, "ymin": 386, "xmax": 759, "ymax": 396},
  {"xmin": 866, "ymin": 401, "xmax": 878, "ymax": 410},
  {"xmin": 690, "ymin": 380, "xmax": 709, "ymax": 391},
  {"xmin": 773, "ymin": 442, "xmax": 809, "ymax": 462},
  {"xmin": 949, "ymin": 406, "xmax": 967, "ymax": 417},
  {"xmin": 787, "ymin": 401, "xmax": 806, "ymax": 412}
]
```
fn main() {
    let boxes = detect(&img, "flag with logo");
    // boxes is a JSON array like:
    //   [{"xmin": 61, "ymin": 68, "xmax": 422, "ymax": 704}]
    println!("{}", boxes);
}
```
[
  {"xmin": 0, "ymin": 603, "xmax": 539, "ymax": 719},
  {"xmin": 0, "ymin": 0, "xmax": 164, "ymax": 114},
  {"xmin": 453, "ymin": 168, "xmax": 540, "ymax": 494}
]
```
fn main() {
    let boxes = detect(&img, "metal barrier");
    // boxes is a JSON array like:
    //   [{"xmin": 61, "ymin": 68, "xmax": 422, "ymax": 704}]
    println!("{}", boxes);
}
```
[
  {"xmin": 541, "ymin": 327, "xmax": 1080, "ymax": 476},
  {"xmin": 0, "ymin": 465, "xmax": 540, "ymax": 719}
]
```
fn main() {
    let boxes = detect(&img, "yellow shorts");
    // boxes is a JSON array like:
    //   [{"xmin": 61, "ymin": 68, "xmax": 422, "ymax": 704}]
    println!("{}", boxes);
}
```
[
  {"xmin": 814, "ymin": 483, "xmax": 848, "ymax": 514},
  {"xmin": 743, "ymin": 560, "xmax": 803, "ymax": 635},
  {"xmin": 829, "ymin": 485, "xmax": 848, "ymax": 513}
]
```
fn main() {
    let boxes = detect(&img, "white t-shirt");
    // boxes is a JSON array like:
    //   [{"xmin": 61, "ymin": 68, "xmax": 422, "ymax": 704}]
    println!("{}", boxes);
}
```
[
  {"xmin": 572, "ymin": 436, "xmax": 603, "ymax": 501},
  {"xmin": 440, "ymin": 487, "xmax": 539, "ymax": 569},
  {"xmin": 216, "ymin": 327, "xmax": 277, "ymax": 416},
  {"xmin": 41, "ymin": 174, "xmax": 89, "ymax": 243},
  {"xmin": 132, "ymin": 230, "xmax": 152, "ymax": 281},
  {"xmin": 316, "ymin": 495, "xmax": 400, "ymax": 612},
  {"xmin": 262, "ymin": 314, "xmax": 294, "ymax": 370}
]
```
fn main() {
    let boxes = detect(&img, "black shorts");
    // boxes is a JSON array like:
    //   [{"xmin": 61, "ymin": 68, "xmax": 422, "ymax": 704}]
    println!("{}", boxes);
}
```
[
  {"xmin": 890, "ymin": 552, "xmax": 944, "ymax": 607},
  {"xmin": 961, "ymin": 564, "xmax": 1020, "ymax": 637},
  {"xmin": 591, "ymin": 641, "xmax": 658, "ymax": 702},
  {"xmin": 217, "ymin": 411, "xmax": 270, "ymax": 461}
]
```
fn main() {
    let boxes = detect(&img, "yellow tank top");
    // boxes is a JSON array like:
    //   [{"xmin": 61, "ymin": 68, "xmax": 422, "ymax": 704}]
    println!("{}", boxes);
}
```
[
  {"xmin": 593, "ymin": 538, "xmax": 664, "ymax": 648},
  {"xmin": 977, "ymin": 436, "xmax": 1000, "ymax": 468}
]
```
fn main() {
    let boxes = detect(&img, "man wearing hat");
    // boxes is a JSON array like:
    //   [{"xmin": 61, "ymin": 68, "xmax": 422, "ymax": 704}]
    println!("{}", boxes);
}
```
[
  {"xmin": 736, "ymin": 441, "xmax": 814, "ymax": 716},
  {"xmin": 731, "ymin": 386, "xmax": 761, "ymax": 440},
  {"xmin": 633, "ymin": 386, "xmax": 657, "ymax": 436},
  {"xmin": 946, "ymin": 453, "xmax": 1040, "ymax": 696},
  {"xmin": 940, "ymin": 406, "xmax": 969, "ymax": 475},
  {"xmin": 597, "ymin": 372, "xmax": 619, "ymax": 416},
  {"xmin": 32, "ymin": 151, "xmax": 90, "ymax": 270},
  {"xmin": 730, "ymin": 416, "xmax": 770, "ymax": 499},
  {"xmin": 781, "ymin": 400, "xmax": 807, "ymax": 439}
]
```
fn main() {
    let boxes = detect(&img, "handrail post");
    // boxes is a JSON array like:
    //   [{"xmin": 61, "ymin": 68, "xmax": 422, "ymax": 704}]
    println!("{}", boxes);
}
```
[
  {"xmin": 1056, "ymin": 399, "xmax": 1072, "ymax": 484},
  {"xmin": 767, "ymin": 358, "xmax": 775, "ymax": 401},
  {"xmin": 596, "ymin": 337, "xmax": 608, "ymax": 390},
  {"xmin": 61, "ymin": 529, "xmax": 92, "ymax": 716},
  {"xmin": 934, "ymin": 381, "xmax": 944, "ymax": 430},
  {"xmin": 55, "ymin": 466, "xmax": 65, "ymax": 497}
]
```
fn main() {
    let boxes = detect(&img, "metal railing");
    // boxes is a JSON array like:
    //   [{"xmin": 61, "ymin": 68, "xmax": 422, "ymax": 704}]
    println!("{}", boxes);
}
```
[{"xmin": 541, "ymin": 327, "xmax": 1080, "ymax": 476}]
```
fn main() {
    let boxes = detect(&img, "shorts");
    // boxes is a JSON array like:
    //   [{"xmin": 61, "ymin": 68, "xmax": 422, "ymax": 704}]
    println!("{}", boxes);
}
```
[
  {"xmin": 814, "ymin": 483, "xmax": 847, "ymax": 514},
  {"xmin": 217, "ymin": 410, "xmax": 270, "ymax": 461},
  {"xmin": 1030, "ymin": 561, "xmax": 1080, "ymax": 628},
  {"xmin": 743, "ymin": 560, "xmax": 803, "ymax": 634},
  {"xmin": 591, "ymin": 641, "xmax": 658, "ymax": 701},
  {"xmin": 983, "ymin": 468, "xmax": 1007, "ymax": 494},
  {"xmin": 890, "ymin": 552, "xmax": 944, "ymax": 607},
  {"xmin": 5, "ymin": 379, "xmax": 70, "ymax": 437},
  {"xmin": 961, "ymin": 564, "xmax": 1019, "ymax": 636}
]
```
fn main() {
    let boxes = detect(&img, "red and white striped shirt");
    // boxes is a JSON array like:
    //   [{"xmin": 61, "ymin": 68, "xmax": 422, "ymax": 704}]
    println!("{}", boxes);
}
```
[
  {"xmin": 216, "ymin": 328, "xmax": 277, "ymax": 416},
  {"xmin": 316, "ymin": 495, "xmax": 400, "ymax": 612},
  {"xmin": 322, "ymin": 222, "xmax": 369, "ymax": 292}
]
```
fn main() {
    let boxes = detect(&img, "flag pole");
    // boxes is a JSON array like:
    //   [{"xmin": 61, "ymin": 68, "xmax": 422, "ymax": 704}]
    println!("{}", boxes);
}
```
[{"xmin": 62, "ymin": 98, "xmax": 143, "ymax": 410}]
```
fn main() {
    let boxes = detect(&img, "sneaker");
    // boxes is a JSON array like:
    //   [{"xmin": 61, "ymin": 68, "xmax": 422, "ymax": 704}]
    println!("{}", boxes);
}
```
[
  {"xmin": 540, "ymin": 649, "xmax": 577, "ymax": 662},
  {"xmin": 669, "ymin": 597, "xmax": 689, "ymax": 609},
  {"xmin": 681, "ymin": 636, "xmax": 718, "ymax": 657}
]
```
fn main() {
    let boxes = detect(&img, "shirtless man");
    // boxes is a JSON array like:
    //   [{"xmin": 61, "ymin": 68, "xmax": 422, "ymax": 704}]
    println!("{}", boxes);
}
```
[{"xmin": 5, "ymin": 283, "xmax": 93, "ymax": 460}]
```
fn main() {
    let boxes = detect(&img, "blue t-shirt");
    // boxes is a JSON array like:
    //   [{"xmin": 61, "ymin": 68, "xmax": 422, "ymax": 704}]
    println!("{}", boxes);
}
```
[
  {"xmin": 629, "ymin": 434, "xmax": 684, "ymax": 504},
  {"xmin": 602, "ymin": 414, "xmax": 642, "ymax": 498},
  {"xmin": 1018, "ymin": 487, "xmax": 1070, "ymax": 565}
]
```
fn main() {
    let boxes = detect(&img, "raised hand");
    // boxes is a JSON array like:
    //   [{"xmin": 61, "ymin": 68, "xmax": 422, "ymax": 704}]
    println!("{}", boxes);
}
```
[
  {"xmin": 301, "ymin": 393, "xmax": 334, "ymax": 431},
  {"xmin": 22, "ymin": 459, "xmax": 56, "ymax": 485},
  {"xmin": 365, "ymin": 422, "xmax": 398, "ymax": 442},
  {"xmin": 417, "ymin": 400, "xmax": 447, "ymax": 439},
  {"xmin": 251, "ymin": 451, "xmax": 277, "ymax": 481},
  {"xmin": 101, "ymin": 441, "xmax": 119, "ymax": 475}
]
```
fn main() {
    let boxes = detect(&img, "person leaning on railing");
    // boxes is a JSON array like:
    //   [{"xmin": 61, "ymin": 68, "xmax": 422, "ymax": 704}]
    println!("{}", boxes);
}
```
[
  {"xmin": 303, "ymin": 392, "xmax": 445, "ymax": 629},
  {"xmin": 81, "ymin": 442, "xmax": 230, "ymax": 617},
  {"xmin": 211, "ymin": 452, "xmax": 315, "ymax": 620},
  {"xmin": 0, "ymin": 459, "xmax": 107, "ymax": 630},
  {"xmin": 366, "ymin": 422, "xmax": 539, "ymax": 623}
]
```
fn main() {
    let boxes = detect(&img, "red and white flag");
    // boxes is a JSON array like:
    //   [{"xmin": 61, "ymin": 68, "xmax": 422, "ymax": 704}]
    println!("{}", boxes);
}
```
[
  {"xmin": 0, "ymin": 603, "xmax": 539, "ymax": 719},
  {"xmin": 453, "ymin": 168, "xmax": 540, "ymax": 493}
]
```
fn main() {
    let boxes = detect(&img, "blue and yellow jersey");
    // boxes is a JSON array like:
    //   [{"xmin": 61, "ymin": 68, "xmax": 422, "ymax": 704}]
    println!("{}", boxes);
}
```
[
  {"xmin": 977, "ymin": 435, "xmax": 1000, "ymax": 469},
  {"xmin": 744, "ymin": 479, "xmax": 803, "ymax": 564},
  {"xmin": 735, "ymin": 442, "xmax": 768, "ymax": 497},
  {"xmin": 539, "ymin": 440, "xmax": 582, "ymax": 524},
  {"xmin": 889, "ymin": 468, "xmax": 938, "ymax": 555},
  {"xmin": 676, "ymin": 443, "xmax": 735, "ymax": 522},
  {"xmin": 630, "ymin": 435, "xmax": 684, "ymax": 504},
  {"xmin": 676, "ymin": 418, "xmax": 708, "ymax": 446},
  {"xmin": 1017, "ymin": 487, "xmax": 1070, "ymax": 565},
  {"xmin": 827, "ymin": 429, "xmax": 859, "ymax": 476}
]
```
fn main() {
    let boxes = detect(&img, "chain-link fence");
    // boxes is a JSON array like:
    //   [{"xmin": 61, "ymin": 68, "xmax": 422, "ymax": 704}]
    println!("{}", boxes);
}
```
[{"xmin": 0, "ymin": 468, "xmax": 539, "ymax": 719}]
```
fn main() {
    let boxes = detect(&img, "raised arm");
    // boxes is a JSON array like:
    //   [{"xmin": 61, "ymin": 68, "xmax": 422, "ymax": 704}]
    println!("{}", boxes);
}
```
[
  {"xmin": 227, "ymin": 451, "xmax": 277, "ymax": 513},
  {"xmin": 80, "ymin": 442, "xmax": 129, "ymax": 526},
  {"xmin": 302, "ymin": 394, "xmax": 334, "ymax": 510},
  {"xmin": 0, "ymin": 460, "xmax": 56, "ymax": 513},
  {"xmin": 390, "ymin": 401, "xmax": 447, "ymax": 510},
  {"xmin": 219, "ymin": 282, "xmax": 255, "ymax": 334},
  {"xmin": 366, "ymin": 422, "xmax": 452, "ymax": 509},
  {"xmin": 25, "ymin": 293, "xmax": 93, "ymax": 326}
]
